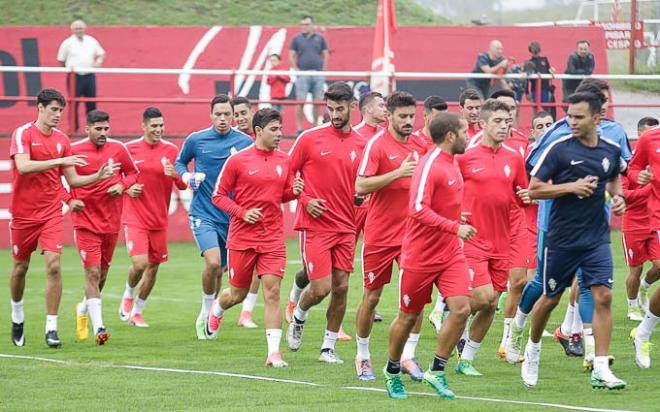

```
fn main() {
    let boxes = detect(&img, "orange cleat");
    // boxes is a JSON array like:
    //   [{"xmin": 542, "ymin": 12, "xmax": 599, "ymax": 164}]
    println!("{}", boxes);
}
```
[
  {"xmin": 285, "ymin": 300, "xmax": 296, "ymax": 324},
  {"xmin": 337, "ymin": 327, "xmax": 352, "ymax": 342},
  {"xmin": 128, "ymin": 313, "xmax": 149, "ymax": 328}
]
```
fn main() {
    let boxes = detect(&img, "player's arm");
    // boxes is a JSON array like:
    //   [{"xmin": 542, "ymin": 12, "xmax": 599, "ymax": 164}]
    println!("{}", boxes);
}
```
[
  {"xmin": 61, "ymin": 160, "xmax": 120, "ymax": 188},
  {"xmin": 282, "ymin": 168, "xmax": 303, "ymax": 203},
  {"xmin": 627, "ymin": 136, "xmax": 652, "ymax": 185},
  {"xmin": 606, "ymin": 175, "xmax": 626, "ymax": 216},
  {"xmin": 118, "ymin": 147, "xmax": 139, "ymax": 189},
  {"xmin": 513, "ymin": 157, "xmax": 531, "ymax": 206},
  {"xmin": 528, "ymin": 176, "xmax": 597, "ymax": 200},
  {"xmin": 288, "ymin": 134, "xmax": 315, "ymax": 208},
  {"xmin": 174, "ymin": 136, "xmax": 195, "ymax": 177},
  {"xmin": 356, "ymin": 152, "xmax": 416, "ymax": 195},
  {"xmin": 13, "ymin": 153, "xmax": 88, "ymax": 175}
]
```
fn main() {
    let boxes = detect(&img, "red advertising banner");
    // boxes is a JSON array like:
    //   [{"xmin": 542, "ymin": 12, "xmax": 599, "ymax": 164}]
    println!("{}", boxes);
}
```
[{"xmin": 594, "ymin": 21, "xmax": 646, "ymax": 49}]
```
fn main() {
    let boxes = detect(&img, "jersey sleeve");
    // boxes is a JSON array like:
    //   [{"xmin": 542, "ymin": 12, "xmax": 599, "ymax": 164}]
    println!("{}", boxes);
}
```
[
  {"xmin": 168, "ymin": 147, "xmax": 188, "ymax": 190},
  {"xmin": 119, "ymin": 144, "xmax": 139, "ymax": 189},
  {"xmin": 9, "ymin": 127, "xmax": 31, "ymax": 158},
  {"xmin": 211, "ymin": 158, "xmax": 246, "ymax": 218},
  {"xmin": 287, "ymin": 134, "xmax": 311, "ymax": 207},
  {"xmin": 175, "ymin": 135, "xmax": 195, "ymax": 177},
  {"xmin": 281, "ymin": 161, "xmax": 299, "ymax": 203},
  {"xmin": 410, "ymin": 163, "xmax": 460, "ymax": 234},
  {"xmin": 513, "ymin": 155, "xmax": 530, "ymax": 207},
  {"xmin": 530, "ymin": 144, "xmax": 559, "ymax": 182},
  {"xmin": 627, "ymin": 135, "xmax": 648, "ymax": 184},
  {"xmin": 357, "ymin": 138, "xmax": 381, "ymax": 177}
]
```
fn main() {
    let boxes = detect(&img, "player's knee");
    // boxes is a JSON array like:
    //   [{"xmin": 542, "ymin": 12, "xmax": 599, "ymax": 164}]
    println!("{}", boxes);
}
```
[
  {"xmin": 232, "ymin": 288, "xmax": 249, "ymax": 304},
  {"xmin": 397, "ymin": 312, "xmax": 419, "ymax": 328},
  {"xmin": 86, "ymin": 266, "xmax": 101, "ymax": 282},
  {"xmin": 133, "ymin": 260, "xmax": 148, "ymax": 274},
  {"xmin": 263, "ymin": 284, "xmax": 280, "ymax": 303},
  {"xmin": 310, "ymin": 283, "xmax": 331, "ymax": 300},
  {"xmin": 510, "ymin": 276, "xmax": 527, "ymax": 292},
  {"xmin": 594, "ymin": 289, "xmax": 612, "ymax": 309},
  {"xmin": 206, "ymin": 262, "xmax": 222, "ymax": 276},
  {"xmin": 331, "ymin": 282, "xmax": 349, "ymax": 299},
  {"xmin": 652, "ymin": 260, "xmax": 660, "ymax": 272},
  {"xmin": 451, "ymin": 302, "xmax": 471, "ymax": 321},
  {"xmin": 45, "ymin": 261, "xmax": 61, "ymax": 277},
  {"xmin": 12, "ymin": 261, "xmax": 29, "ymax": 277}
]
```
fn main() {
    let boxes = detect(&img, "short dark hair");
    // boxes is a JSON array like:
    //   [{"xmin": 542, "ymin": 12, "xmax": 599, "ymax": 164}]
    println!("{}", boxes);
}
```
[
  {"xmin": 385, "ymin": 91, "xmax": 416, "ymax": 113},
  {"xmin": 232, "ymin": 96, "xmax": 251, "ymax": 109},
  {"xmin": 459, "ymin": 88, "xmax": 482, "ymax": 107},
  {"xmin": 637, "ymin": 116, "xmax": 659, "ymax": 131},
  {"xmin": 210, "ymin": 94, "xmax": 233, "ymax": 111},
  {"xmin": 86, "ymin": 110, "xmax": 109, "ymax": 125},
  {"xmin": 532, "ymin": 111, "xmax": 553, "ymax": 123},
  {"xmin": 566, "ymin": 92, "xmax": 603, "ymax": 115},
  {"xmin": 528, "ymin": 41, "xmax": 541, "ymax": 55},
  {"xmin": 429, "ymin": 112, "xmax": 463, "ymax": 144},
  {"xmin": 252, "ymin": 108, "xmax": 282, "ymax": 131},
  {"xmin": 479, "ymin": 99, "xmax": 511, "ymax": 121},
  {"xmin": 269, "ymin": 53, "xmax": 281, "ymax": 60},
  {"xmin": 37, "ymin": 88, "xmax": 66, "ymax": 108},
  {"xmin": 490, "ymin": 89, "xmax": 516, "ymax": 100},
  {"xmin": 301, "ymin": 15, "xmax": 314, "ymax": 22},
  {"xmin": 358, "ymin": 91, "xmax": 383, "ymax": 113},
  {"xmin": 324, "ymin": 81, "xmax": 354, "ymax": 103},
  {"xmin": 423, "ymin": 96, "xmax": 448, "ymax": 113},
  {"xmin": 143, "ymin": 106, "xmax": 163, "ymax": 122},
  {"xmin": 577, "ymin": 78, "xmax": 609, "ymax": 93},
  {"xmin": 575, "ymin": 82, "xmax": 607, "ymax": 104},
  {"xmin": 577, "ymin": 40, "xmax": 590, "ymax": 46}
]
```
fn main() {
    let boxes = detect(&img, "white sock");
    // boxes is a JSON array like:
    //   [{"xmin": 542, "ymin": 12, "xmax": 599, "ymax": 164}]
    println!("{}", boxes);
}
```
[
  {"xmin": 199, "ymin": 293, "xmax": 215, "ymax": 317},
  {"xmin": 266, "ymin": 328, "xmax": 282, "ymax": 355},
  {"xmin": 461, "ymin": 317, "xmax": 471, "ymax": 340},
  {"xmin": 322, "ymin": 329, "xmax": 338, "ymax": 350},
  {"xmin": 212, "ymin": 300, "xmax": 226, "ymax": 318},
  {"xmin": 78, "ymin": 296, "xmax": 88, "ymax": 315},
  {"xmin": 641, "ymin": 278, "xmax": 652, "ymax": 289},
  {"xmin": 123, "ymin": 282, "xmax": 135, "ymax": 299},
  {"xmin": 460, "ymin": 338, "xmax": 481, "ymax": 361},
  {"xmin": 357, "ymin": 335, "xmax": 370, "ymax": 359},
  {"xmin": 594, "ymin": 355, "xmax": 609, "ymax": 374},
  {"xmin": 637, "ymin": 310, "xmax": 660, "ymax": 341},
  {"xmin": 628, "ymin": 298, "xmax": 638, "ymax": 308},
  {"xmin": 132, "ymin": 298, "xmax": 146, "ymax": 315},
  {"xmin": 87, "ymin": 298, "xmax": 103, "ymax": 332},
  {"xmin": 242, "ymin": 292, "xmax": 258, "ymax": 312},
  {"xmin": 402, "ymin": 333, "xmax": 420, "ymax": 360},
  {"xmin": 514, "ymin": 307, "xmax": 528, "ymax": 330},
  {"xmin": 527, "ymin": 337, "xmax": 541, "ymax": 352},
  {"xmin": 293, "ymin": 305, "xmax": 308, "ymax": 322},
  {"xmin": 560, "ymin": 303, "xmax": 574, "ymax": 336},
  {"xmin": 289, "ymin": 283, "xmax": 304, "ymax": 303},
  {"xmin": 584, "ymin": 327, "xmax": 595, "ymax": 358},
  {"xmin": 501, "ymin": 318, "xmax": 512, "ymax": 346},
  {"xmin": 46, "ymin": 315, "xmax": 58, "ymax": 332},
  {"xmin": 11, "ymin": 299, "xmax": 24, "ymax": 323},
  {"xmin": 571, "ymin": 304, "xmax": 583, "ymax": 335},
  {"xmin": 433, "ymin": 293, "xmax": 445, "ymax": 312}
]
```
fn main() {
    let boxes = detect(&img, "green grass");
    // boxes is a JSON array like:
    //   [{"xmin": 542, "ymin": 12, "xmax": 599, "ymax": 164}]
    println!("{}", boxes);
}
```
[
  {"xmin": 0, "ymin": 234, "xmax": 656, "ymax": 411},
  {"xmin": 0, "ymin": 0, "xmax": 448, "ymax": 26}
]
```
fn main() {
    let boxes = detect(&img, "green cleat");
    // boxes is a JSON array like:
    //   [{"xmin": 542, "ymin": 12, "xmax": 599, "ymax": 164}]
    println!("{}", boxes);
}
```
[
  {"xmin": 423, "ymin": 370, "xmax": 455, "ymax": 400},
  {"xmin": 591, "ymin": 370, "xmax": 626, "ymax": 390},
  {"xmin": 195, "ymin": 317, "xmax": 207, "ymax": 340},
  {"xmin": 627, "ymin": 306, "xmax": 645, "ymax": 322},
  {"xmin": 455, "ymin": 359, "xmax": 483, "ymax": 376},
  {"xmin": 383, "ymin": 367, "xmax": 408, "ymax": 400},
  {"xmin": 496, "ymin": 292, "xmax": 508, "ymax": 314},
  {"xmin": 505, "ymin": 322, "xmax": 524, "ymax": 364}
]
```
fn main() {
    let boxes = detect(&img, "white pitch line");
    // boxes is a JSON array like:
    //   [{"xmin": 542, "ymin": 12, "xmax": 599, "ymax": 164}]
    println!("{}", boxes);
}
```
[{"xmin": 0, "ymin": 353, "xmax": 640, "ymax": 412}]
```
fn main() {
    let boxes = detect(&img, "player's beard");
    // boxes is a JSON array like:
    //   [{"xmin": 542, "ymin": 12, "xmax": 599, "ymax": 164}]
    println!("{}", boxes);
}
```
[
  {"xmin": 394, "ymin": 123, "xmax": 413, "ymax": 138},
  {"xmin": 331, "ymin": 117, "xmax": 349, "ymax": 130}
]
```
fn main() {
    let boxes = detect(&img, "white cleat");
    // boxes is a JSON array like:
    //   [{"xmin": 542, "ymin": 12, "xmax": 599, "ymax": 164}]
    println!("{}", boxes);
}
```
[
  {"xmin": 631, "ymin": 327, "xmax": 651, "ymax": 369},
  {"xmin": 319, "ymin": 348, "xmax": 344, "ymax": 364},
  {"xmin": 521, "ymin": 343, "xmax": 540, "ymax": 388},
  {"xmin": 266, "ymin": 352, "xmax": 289, "ymax": 368},
  {"xmin": 286, "ymin": 320, "xmax": 304, "ymax": 351},
  {"xmin": 428, "ymin": 309, "xmax": 443, "ymax": 334},
  {"xmin": 505, "ymin": 323, "xmax": 524, "ymax": 364}
]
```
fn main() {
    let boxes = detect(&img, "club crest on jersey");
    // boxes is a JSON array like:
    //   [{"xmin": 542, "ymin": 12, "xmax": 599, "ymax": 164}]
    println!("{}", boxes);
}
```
[
  {"xmin": 350, "ymin": 150, "xmax": 357, "ymax": 162},
  {"xmin": 161, "ymin": 157, "xmax": 168, "ymax": 166},
  {"xmin": 412, "ymin": 151, "xmax": 420, "ymax": 161},
  {"xmin": 504, "ymin": 164, "xmax": 511, "ymax": 178},
  {"xmin": 108, "ymin": 157, "xmax": 114, "ymax": 166},
  {"xmin": 602, "ymin": 157, "xmax": 610, "ymax": 173},
  {"xmin": 368, "ymin": 272, "xmax": 375, "ymax": 284},
  {"xmin": 548, "ymin": 278, "xmax": 557, "ymax": 291},
  {"xmin": 230, "ymin": 146, "xmax": 238, "ymax": 155},
  {"xmin": 403, "ymin": 294, "xmax": 411, "ymax": 307},
  {"xmin": 276, "ymin": 165, "xmax": 283, "ymax": 177},
  {"xmin": 56, "ymin": 142, "xmax": 62, "ymax": 154}
]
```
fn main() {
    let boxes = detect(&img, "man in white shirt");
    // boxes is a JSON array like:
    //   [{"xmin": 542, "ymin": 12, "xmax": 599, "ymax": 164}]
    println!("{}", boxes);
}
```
[{"xmin": 57, "ymin": 20, "xmax": 105, "ymax": 132}]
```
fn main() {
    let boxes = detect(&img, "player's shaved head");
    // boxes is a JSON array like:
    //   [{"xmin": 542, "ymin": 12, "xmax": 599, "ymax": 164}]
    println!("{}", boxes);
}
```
[{"xmin": 429, "ymin": 112, "xmax": 462, "ymax": 144}]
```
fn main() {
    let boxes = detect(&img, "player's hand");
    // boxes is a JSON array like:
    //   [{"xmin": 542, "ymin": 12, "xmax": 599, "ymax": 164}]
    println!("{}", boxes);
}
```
[
  {"xmin": 306, "ymin": 198, "xmax": 327, "ymax": 218},
  {"xmin": 572, "ymin": 176, "xmax": 598, "ymax": 198},
  {"xmin": 292, "ymin": 171, "xmax": 304, "ymax": 196},
  {"xmin": 97, "ymin": 160, "xmax": 121, "ymax": 180},
  {"xmin": 516, "ymin": 186, "xmax": 531, "ymax": 204},
  {"xmin": 460, "ymin": 211, "xmax": 471, "ymax": 224},
  {"xmin": 183, "ymin": 172, "xmax": 206, "ymax": 190},
  {"xmin": 243, "ymin": 208, "xmax": 263, "ymax": 224},
  {"xmin": 457, "ymin": 224, "xmax": 477, "ymax": 240},
  {"xmin": 126, "ymin": 183, "xmax": 144, "ymax": 198},
  {"xmin": 397, "ymin": 153, "xmax": 417, "ymax": 178},
  {"xmin": 163, "ymin": 159, "xmax": 177, "ymax": 178},
  {"xmin": 107, "ymin": 183, "xmax": 124, "ymax": 197},
  {"xmin": 68, "ymin": 199, "xmax": 84, "ymax": 212},
  {"xmin": 638, "ymin": 166, "xmax": 653, "ymax": 185},
  {"xmin": 611, "ymin": 194, "xmax": 626, "ymax": 216},
  {"xmin": 59, "ymin": 154, "xmax": 88, "ymax": 167}
]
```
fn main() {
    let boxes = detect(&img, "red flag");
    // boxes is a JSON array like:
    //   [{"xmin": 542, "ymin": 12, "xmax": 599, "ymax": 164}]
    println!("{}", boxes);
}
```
[{"xmin": 370, "ymin": 0, "xmax": 397, "ymax": 94}]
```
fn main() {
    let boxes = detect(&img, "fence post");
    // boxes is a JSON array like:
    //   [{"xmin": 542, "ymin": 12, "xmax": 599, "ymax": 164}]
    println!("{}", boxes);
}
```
[
  {"xmin": 535, "ymin": 75, "xmax": 542, "ymax": 112},
  {"xmin": 229, "ymin": 70, "xmax": 236, "ymax": 97},
  {"xmin": 67, "ymin": 68, "xmax": 76, "ymax": 135}
]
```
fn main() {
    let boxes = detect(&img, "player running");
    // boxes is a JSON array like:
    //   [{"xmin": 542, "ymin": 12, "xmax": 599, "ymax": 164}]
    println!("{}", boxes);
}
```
[{"xmin": 459, "ymin": 88, "xmax": 483, "ymax": 138}]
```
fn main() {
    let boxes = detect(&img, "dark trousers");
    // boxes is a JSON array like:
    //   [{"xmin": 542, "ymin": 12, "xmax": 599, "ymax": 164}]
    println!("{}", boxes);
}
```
[{"xmin": 67, "ymin": 73, "xmax": 97, "ymax": 131}]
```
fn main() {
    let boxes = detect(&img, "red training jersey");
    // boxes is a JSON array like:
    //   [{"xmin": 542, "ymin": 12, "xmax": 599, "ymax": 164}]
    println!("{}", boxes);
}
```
[
  {"xmin": 467, "ymin": 122, "xmax": 481, "ymax": 138},
  {"xmin": 266, "ymin": 69, "xmax": 291, "ymax": 100},
  {"xmin": 621, "ymin": 174, "xmax": 652, "ymax": 232},
  {"xmin": 358, "ymin": 129, "xmax": 429, "ymax": 246},
  {"xmin": 627, "ymin": 126, "xmax": 660, "ymax": 230},
  {"xmin": 288, "ymin": 123, "xmax": 360, "ymax": 234},
  {"xmin": 70, "ymin": 138, "xmax": 138, "ymax": 233},
  {"xmin": 212, "ymin": 145, "xmax": 297, "ymax": 250},
  {"xmin": 400, "ymin": 148, "xmax": 463, "ymax": 271},
  {"xmin": 353, "ymin": 121, "xmax": 384, "ymax": 211},
  {"xmin": 412, "ymin": 128, "xmax": 434, "ymax": 149},
  {"xmin": 10, "ymin": 123, "xmax": 72, "ymax": 222},
  {"xmin": 122, "ymin": 138, "xmax": 187, "ymax": 231}
]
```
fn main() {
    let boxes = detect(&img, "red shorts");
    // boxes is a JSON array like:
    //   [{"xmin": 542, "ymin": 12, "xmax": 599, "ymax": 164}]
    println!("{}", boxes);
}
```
[
  {"xmin": 399, "ymin": 253, "xmax": 471, "ymax": 314},
  {"xmin": 354, "ymin": 206, "xmax": 368, "ymax": 240},
  {"xmin": 227, "ymin": 246, "xmax": 286, "ymax": 288},
  {"xmin": 527, "ymin": 227, "xmax": 538, "ymax": 269},
  {"xmin": 508, "ymin": 217, "xmax": 528, "ymax": 269},
  {"xmin": 124, "ymin": 225, "xmax": 169, "ymax": 263},
  {"xmin": 466, "ymin": 252, "xmax": 509, "ymax": 293},
  {"xmin": 74, "ymin": 229, "xmax": 119, "ymax": 269},
  {"xmin": 299, "ymin": 230, "xmax": 355, "ymax": 280},
  {"xmin": 361, "ymin": 243, "xmax": 400, "ymax": 289},
  {"xmin": 622, "ymin": 230, "xmax": 660, "ymax": 266},
  {"xmin": 9, "ymin": 217, "xmax": 63, "ymax": 261}
]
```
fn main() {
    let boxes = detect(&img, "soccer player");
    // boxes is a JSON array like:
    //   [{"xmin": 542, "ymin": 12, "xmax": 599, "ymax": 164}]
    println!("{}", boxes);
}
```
[
  {"xmin": 521, "ymin": 91, "xmax": 626, "ymax": 389},
  {"xmin": 530, "ymin": 111, "xmax": 554, "ymax": 144},
  {"xmin": 9, "ymin": 88, "xmax": 117, "ymax": 348},
  {"xmin": 207, "ymin": 108, "xmax": 303, "ymax": 367},
  {"xmin": 459, "ymin": 88, "xmax": 483, "ymax": 138},
  {"xmin": 383, "ymin": 112, "xmax": 475, "ymax": 400},
  {"xmin": 412, "ymin": 96, "xmax": 448, "ymax": 147},
  {"xmin": 455, "ymin": 99, "xmax": 529, "ymax": 376},
  {"xmin": 286, "ymin": 81, "xmax": 360, "ymax": 363},
  {"xmin": 119, "ymin": 107, "xmax": 187, "ymax": 327},
  {"xmin": 70, "ymin": 110, "xmax": 138, "ymax": 345},
  {"xmin": 175, "ymin": 94, "xmax": 253, "ymax": 340},
  {"xmin": 354, "ymin": 91, "xmax": 429, "ymax": 381}
]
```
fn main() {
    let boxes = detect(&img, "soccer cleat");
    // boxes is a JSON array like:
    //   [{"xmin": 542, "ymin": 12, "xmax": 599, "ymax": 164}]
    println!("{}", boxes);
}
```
[
  {"xmin": 285, "ymin": 300, "xmax": 296, "ymax": 324},
  {"xmin": 428, "ymin": 308, "xmax": 443, "ymax": 334},
  {"xmin": 383, "ymin": 367, "xmax": 408, "ymax": 400},
  {"xmin": 374, "ymin": 311, "xmax": 383, "ymax": 322},
  {"xmin": 237, "ymin": 310, "xmax": 258, "ymax": 328},
  {"xmin": 266, "ymin": 352, "xmax": 288, "ymax": 368},
  {"xmin": 355, "ymin": 356, "xmax": 376, "ymax": 381},
  {"xmin": 496, "ymin": 291, "xmax": 508, "ymax": 314},
  {"xmin": 568, "ymin": 333, "xmax": 584, "ymax": 357},
  {"xmin": 195, "ymin": 316, "xmax": 207, "ymax": 340},
  {"xmin": 118, "ymin": 297, "xmax": 133, "ymax": 321},
  {"xmin": 591, "ymin": 370, "xmax": 626, "ymax": 390},
  {"xmin": 553, "ymin": 327, "xmax": 573, "ymax": 356},
  {"xmin": 75, "ymin": 303, "xmax": 89, "ymax": 341},
  {"xmin": 505, "ymin": 323, "xmax": 524, "ymax": 364},
  {"xmin": 542, "ymin": 329, "xmax": 553, "ymax": 338},
  {"xmin": 423, "ymin": 370, "xmax": 455, "ymax": 400},
  {"xmin": 45, "ymin": 330, "xmax": 62, "ymax": 348},
  {"xmin": 630, "ymin": 327, "xmax": 652, "ymax": 369},
  {"xmin": 401, "ymin": 358, "xmax": 424, "ymax": 381},
  {"xmin": 11, "ymin": 322, "xmax": 25, "ymax": 347},
  {"xmin": 205, "ymin": 311, "xmax": 222, "ymax": 339},
  {"xmin": 337, "ymin": 327, "xmax": 352, "ymax": 342},
  {"xmin": 128, "ymin": 313, "xmax": 149, "ymax": 328},
  {"xmin": 319, "ymin": 349, "xmax": 344, "ymax": 364},
  {"xmin": 521, "ymin": 344, "xmax": 540, "ymax": 387},
  {"xmin": 95, "ymin": 327, "xmax": 110, "ymax": 346},
  {"xmin": 627, "ymin": 306, "xmax": 645, "ymax": 322},
  {"xmin": 455, "ymin": 359, "xmax": 483, "ymax": 376},
  {"xmin": 582, "ymin": 355, "xmax": 615, "ymax": 371},
  {"xmin": 455, "ymin": 338, "xmax": 466, "ymax": 360},
  {"xmin": 286, "ymin": 319, "xmax": 304, "ymax": 351},
  {"xmin": 498, "ymin": 344, "xmax": 506, "ymax": 359},
  {"xmin": 638, "ymin": 287, "xmax": 650, "ymax": 312}
]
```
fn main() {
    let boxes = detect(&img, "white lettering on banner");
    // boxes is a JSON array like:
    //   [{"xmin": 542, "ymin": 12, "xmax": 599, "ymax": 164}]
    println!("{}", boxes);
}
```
[{"xmin": 595, "ymin": 21, "xmax": 647, "ymax": 50}]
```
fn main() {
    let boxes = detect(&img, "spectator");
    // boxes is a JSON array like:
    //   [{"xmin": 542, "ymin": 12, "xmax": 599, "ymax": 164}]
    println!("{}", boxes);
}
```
[
  {"xmin": 57, "ymin": 20, "xmax": 105, "ymax": 132},
  {"xmin": 525, "ymin": 41, "xmax": 557, "ymax": 119},
  {"xmin": 468, "ymin": 40, "xmax": 509, "ymax": 99},
  {"xmin": 266, "ymin": 54, "xmax": 290, "ymax": 114},
  {"xmin": 562, "ymin": 40, "xmax": 594, "ymax": 101},
  {"xmin": 289, "ymin": 15, "xmax": 329, "ymax": 135}
]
